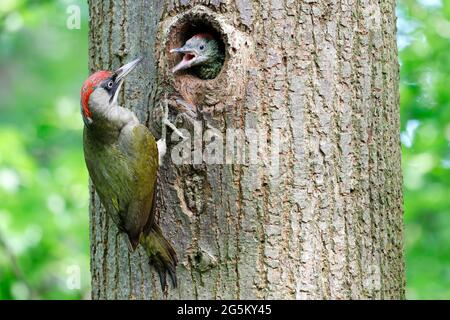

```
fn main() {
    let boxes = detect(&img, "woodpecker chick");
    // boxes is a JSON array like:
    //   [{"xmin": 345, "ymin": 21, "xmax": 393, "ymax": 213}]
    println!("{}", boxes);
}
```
[
  {"xmin": 171, "ymin": 33, "xmax": 224, "ymax": 80},
  {"xmin": 80, "ymin": 58, "xmax": 177, "ymax": 290}
]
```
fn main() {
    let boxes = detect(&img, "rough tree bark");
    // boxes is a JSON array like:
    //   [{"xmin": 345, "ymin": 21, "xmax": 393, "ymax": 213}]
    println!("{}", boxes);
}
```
[{"xmin": 88, "ymin": 0, "xmax": 404, "ymax": 299}]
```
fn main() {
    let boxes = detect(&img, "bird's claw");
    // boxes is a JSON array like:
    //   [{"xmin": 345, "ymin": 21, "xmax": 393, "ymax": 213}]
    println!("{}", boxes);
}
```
[
  {"xmin": 161, "ymin": 97, "xmax": 187, "ymax": 140},
  {"xmin": 157, "ymin": 97, "xmax": 188, "ymax": 165},
  {"xmin": 163, "ymin": 118, "xmax": 187, "ymax": 140}
]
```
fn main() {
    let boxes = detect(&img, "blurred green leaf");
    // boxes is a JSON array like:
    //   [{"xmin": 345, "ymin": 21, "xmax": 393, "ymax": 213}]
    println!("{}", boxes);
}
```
[
  {"xmin": 0, "ymin": 0, "xmax": 89, "ymax": 300},
  {"xmin": 399, "ymin": 0, "xmax": 450, "ymax": 299}
]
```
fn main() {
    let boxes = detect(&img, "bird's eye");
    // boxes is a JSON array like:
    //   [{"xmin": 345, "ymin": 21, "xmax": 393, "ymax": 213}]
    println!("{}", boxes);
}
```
[
  {"xmin": 107, "ymin": 80, "xmax": 114, "ymax": 89},
  {"xmin": 199, "ymin": 45, "xmax": 205, "ymax": 50}
]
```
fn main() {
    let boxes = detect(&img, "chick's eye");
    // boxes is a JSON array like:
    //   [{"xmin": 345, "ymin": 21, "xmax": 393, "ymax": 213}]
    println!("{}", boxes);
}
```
[
  {"xmin": 107, "ymin": 81, "xmax": 114, "ymax": 89},
  {"xmin": 199, "ymin": 45, "xmax": 205, "ymax": 50}
]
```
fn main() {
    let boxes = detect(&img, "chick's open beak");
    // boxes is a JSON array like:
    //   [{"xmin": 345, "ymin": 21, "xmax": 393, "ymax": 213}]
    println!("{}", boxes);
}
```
[{"xmin": 170, "ymin": 47, "xmax": 198, "ymax": 73}]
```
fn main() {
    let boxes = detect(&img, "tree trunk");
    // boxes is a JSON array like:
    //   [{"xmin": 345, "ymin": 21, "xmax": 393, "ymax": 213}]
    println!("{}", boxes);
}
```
[{"xmin": 88, "ymin": 0, "xmax": 404, "ymax": 299}]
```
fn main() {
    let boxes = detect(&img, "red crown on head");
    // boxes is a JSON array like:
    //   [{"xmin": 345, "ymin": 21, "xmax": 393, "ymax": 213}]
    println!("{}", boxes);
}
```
[{"xmin": 80, "ymin": 70, "xmax": 113, "ymax": 119}]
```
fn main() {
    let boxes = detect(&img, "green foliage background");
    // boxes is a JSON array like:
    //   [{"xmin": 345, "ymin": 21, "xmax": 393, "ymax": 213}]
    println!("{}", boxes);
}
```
[
  {"xmin": 0, "ymin": 0, "xmax": 89, "ymax": 299},
  {"xmin": 399, "ymin": 0, "xmax": 450, "ymax": 299},
  {"xmin": 0, "ymin": 0, "xmax": 448, "ymax": 299}
]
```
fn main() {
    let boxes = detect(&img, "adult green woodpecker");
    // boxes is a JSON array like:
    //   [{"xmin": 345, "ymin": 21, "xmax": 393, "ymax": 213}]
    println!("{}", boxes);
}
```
[
  {"xmin": 171, "ymin": 33, "xmax": 224, "ymax": 79},
  {"xmin": 80, "ymin": 58, "xmax": 178, "ymax": 289}
]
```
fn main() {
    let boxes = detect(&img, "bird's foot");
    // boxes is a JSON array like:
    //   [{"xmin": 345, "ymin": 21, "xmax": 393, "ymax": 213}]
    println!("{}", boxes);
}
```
[
  {"xmin": 157, "ymin": 97, "xmax": 188, "ymax": 166},
  {"xmin": 164, "ymin": 118, "xmax": 186, "ymax": 140},
  {"xmin": 162, "ymin": 97, "xmax": 187, "ymax": 140}
]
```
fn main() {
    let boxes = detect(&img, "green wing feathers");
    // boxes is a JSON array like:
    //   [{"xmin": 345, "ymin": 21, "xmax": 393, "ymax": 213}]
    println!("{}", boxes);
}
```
[{"xmin": 84, "ymin": 123, "xmax": 177, "ymax": 290}]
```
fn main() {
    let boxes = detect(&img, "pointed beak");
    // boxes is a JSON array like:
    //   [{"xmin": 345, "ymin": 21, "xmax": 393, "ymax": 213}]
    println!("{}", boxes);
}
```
[
  {"xmin": 170, "ymin": 47, "xmax": 198, "ymax": 73},
  {"xmin": 170, "ymin": 47, "xmax": 186, "ymax": 54},
  {"xmin": 114, "ymin": 57, "xmax": 143, "ymax": 83},
  {"xmin": 109, "ymin": 57, "xmax": 143, "ymax": 105}
]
